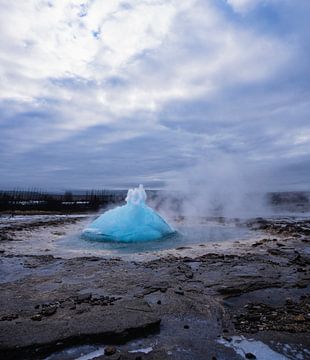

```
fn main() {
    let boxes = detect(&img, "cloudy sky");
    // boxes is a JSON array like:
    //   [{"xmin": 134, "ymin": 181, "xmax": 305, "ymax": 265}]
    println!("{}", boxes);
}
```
[{"xmin": 0, "ymin": 0, "xmax": 309, "ymax": 190}]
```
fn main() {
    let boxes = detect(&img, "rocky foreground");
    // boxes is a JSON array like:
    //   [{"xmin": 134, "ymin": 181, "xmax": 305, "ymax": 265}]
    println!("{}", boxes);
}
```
[{"xmin": 0, "ymin": 216, "xmax": 309, "ymax": 359}]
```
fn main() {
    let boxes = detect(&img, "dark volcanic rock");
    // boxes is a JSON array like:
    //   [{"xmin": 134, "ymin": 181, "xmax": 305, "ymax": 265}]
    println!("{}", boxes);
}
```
[
  {"xmin": 40, "ymin": 305, "xmax": 57, "ymax": 316},
  {"xmin": 233, "ymin": 296, "xmax": 310, "ymax": 333},
  {"xmin": 0, "ymin": 299, "xmax": 160, "ymax": 358},
  {"xmin": 245, "ymin": 353, "xmax": 256, "ymax": 359},
  {"xmin": 31, "ymin": 314, "xmax": 42, "ymax": 321},
  {"xmin": 76, "ymin": 293, "xmax": 92, "ymax": 303},
  {"xmin": 0, "ymin": 314, "xmax": 18, "ymax": 321},
  {"xmin": 1, "ymin": 215, "xmax": 310, "ymax": 359}
]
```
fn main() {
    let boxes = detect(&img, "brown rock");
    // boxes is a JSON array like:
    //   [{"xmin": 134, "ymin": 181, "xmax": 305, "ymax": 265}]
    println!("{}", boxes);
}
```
[
  {"xmin": 105, "ymin": 346, "xmax": 116, "ymax": 356},
  {"xmin": 294, "ymin": 314, "xmax": 305, "ymax": 322}
]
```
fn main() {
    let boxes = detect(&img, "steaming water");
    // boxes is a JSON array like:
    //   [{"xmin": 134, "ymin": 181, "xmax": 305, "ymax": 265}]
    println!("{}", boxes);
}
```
[
  {"xmin": 77, "ymin": 185, "xmax": 255, "ymax": 255},
  {"xmin": 58, "ymin": 220, "xmax": 254, "ymax": 256}
]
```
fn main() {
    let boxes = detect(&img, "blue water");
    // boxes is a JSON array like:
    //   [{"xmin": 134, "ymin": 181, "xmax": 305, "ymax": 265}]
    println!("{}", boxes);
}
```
[
  {"xmin": 60, "ymin": 221, "xmax": 254, "ymax": 255},
  {"xmin": 82, "ymin": 185, "xmax": 175, "ymax": 242}
]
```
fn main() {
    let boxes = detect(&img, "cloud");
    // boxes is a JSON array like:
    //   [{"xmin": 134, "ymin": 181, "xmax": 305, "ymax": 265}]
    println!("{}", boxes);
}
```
[
  {"xmin": 0, "ymin": 0, "xmax": 309, "ymax": 190},
  {"xmin": 226, "ymin": 0, "xmax": 264, "ymax": 13}
]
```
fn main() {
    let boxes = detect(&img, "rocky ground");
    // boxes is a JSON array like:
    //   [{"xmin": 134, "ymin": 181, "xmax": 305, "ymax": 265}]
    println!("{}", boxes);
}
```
[{"xmin": 0, "ymin": 214, "xmax": 309, "ymax": 359}]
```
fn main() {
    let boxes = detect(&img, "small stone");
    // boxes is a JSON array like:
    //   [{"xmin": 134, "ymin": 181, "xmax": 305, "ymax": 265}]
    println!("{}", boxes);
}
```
[
  {"xmin": 104, "ymin": 346, "xmax": 116, "ymax": 356},
  {"xmin": 41, "ymin": 306, "xmax": 57, "ymax": 316},
  {"xmin": 245, "ymin": 353, "xmax": 256, "ymax": 359},
  {"xmin": 185, "ymin": 271, "xmax": 194, "ymax": 279},
  {"xmin": 157, "ymin": 300, "xmax": 161, "ymax": 305},
  {"xmin": 184, "ymin": 324, "xmax": 189, "ymax": 329},
  {"xmin": 76, "ymin": 308, "xmax": 89, "ymax": 315},
  {"xmin": 31, "ymin": 314, "xmax": 42, "ymax": 321},
  {"xmin": 286, "ymin": 298, "xmax": 293, "ymax": 305},
  {"xmin": 294, "ymin": 314, "xmax": 305, "ymax": 322},
  {"xmin": 174, "ymin": 290, "xmax": 184, "ymax": 295},
  {"xmin": 76, "ymin": 293, "xmax": 92, "ymax": 303}
]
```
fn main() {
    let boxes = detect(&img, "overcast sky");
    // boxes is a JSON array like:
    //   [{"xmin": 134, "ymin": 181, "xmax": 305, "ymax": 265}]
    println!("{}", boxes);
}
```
[{"xmin": 0, "ymin": 0, "xmax": 309, "ymax": 191}]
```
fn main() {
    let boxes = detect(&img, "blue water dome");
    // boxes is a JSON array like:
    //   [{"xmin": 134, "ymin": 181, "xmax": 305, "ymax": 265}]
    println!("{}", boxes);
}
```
[{"xmin": 82, "ymin": 185, "xmax": 175, "ymax": 242}]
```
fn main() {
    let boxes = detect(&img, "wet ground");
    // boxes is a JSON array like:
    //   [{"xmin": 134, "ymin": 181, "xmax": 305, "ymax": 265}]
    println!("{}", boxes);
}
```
[{"xmin": 0, "ymin": 213, "xmax": 309, "ymax": 359}]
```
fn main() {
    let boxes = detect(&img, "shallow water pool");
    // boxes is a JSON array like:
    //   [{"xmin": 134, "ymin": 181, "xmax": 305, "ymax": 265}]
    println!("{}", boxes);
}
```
[{"xmin": 58, "ymin": 220, "xmax": 256, "ymax": 255}]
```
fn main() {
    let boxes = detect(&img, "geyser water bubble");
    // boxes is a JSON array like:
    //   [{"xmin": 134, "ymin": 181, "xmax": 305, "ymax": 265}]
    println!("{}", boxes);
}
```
[{"xmin": 82, "ymin": 185, "xmax": 175, "ymax": 242}]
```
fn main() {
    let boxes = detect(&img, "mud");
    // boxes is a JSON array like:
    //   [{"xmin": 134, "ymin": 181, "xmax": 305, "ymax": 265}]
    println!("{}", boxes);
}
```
[{"xmin": 0, "ymin": 214, "xmax": 309, "ymax": 359}]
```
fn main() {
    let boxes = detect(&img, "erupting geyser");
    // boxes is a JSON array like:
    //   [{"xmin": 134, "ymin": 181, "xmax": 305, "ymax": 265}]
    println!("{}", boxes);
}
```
[{"xmin": 82, "ymin": 185, "xmax": 175, "ymax": 242}]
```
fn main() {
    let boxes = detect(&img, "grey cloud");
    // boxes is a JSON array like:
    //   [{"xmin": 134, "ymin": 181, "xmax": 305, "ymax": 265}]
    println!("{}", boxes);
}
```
[{"xmin": 0, "ymin": 0, "xmax": 310, "ymax": 192}]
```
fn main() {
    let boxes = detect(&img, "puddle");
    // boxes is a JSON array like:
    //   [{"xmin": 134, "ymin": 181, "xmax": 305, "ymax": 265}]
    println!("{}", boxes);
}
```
[
  {"xmin": 75, "ymin": 348, "xmax": 105, "ymax": 360},
  {"xmin": 218, "ymin": 335, "xmax": 308, "ymax": 360},
  {"xmin": 44, "ymin": 345, "xmax": 105, "ymax": 360},
  {"xmin": 223, "ymin": 287, "xmax": 310, "ymax": 308},
  {"xmin": 128, "ymin": 346, "xmax": 153, "ymax": 354}
]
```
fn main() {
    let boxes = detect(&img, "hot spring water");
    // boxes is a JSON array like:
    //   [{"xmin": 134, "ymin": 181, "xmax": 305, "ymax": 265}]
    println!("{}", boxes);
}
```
[{"xmin": 59, "ymin": 185, "xmax": 257, "ymax": 256}]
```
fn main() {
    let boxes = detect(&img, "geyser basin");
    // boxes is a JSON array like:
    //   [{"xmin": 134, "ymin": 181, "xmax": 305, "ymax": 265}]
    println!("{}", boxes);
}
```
[
  {"xmin": 82, "ymin": 185, "xmax": 175, "ymax": 242},
  {"xmin": 57, "ymin": 219, "xmax": 256, "ymax": 258}
]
